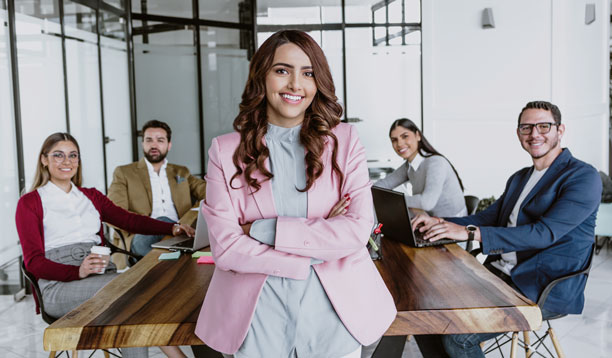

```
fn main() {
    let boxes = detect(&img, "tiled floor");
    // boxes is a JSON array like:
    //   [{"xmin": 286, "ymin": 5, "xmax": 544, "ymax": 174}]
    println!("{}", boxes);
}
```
[{"xmin": 0, "ymin": 244, "xmax": 610, "ymax": 358}]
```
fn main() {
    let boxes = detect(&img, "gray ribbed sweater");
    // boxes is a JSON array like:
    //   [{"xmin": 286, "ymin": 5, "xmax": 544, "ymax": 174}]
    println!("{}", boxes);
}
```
[{"xmin": 374, "ymin": 155, "xmax": 467, "ymax": 217}]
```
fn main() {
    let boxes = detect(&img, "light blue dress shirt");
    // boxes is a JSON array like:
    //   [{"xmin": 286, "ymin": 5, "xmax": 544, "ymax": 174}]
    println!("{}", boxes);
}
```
[{"xmin": 235, "ymin": 123, "xmax": 359, "ymax": 358}]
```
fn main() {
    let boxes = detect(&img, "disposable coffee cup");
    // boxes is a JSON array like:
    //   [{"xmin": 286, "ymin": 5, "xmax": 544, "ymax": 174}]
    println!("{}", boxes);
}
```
[{"xmin": 90, "ymin": 246, "xmax": 111, "ymax": 274}]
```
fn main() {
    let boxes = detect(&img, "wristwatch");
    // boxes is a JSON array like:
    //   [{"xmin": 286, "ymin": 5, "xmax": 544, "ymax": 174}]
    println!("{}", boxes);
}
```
[{"xmin": 466, "ymin": 225, "xmax": 477, "ymax": 241}]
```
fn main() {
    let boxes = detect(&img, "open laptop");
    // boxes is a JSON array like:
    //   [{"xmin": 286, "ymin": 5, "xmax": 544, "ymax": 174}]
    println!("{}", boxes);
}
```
[
  {"xmin": 151, "ymin": 201, "xmax": 210, "ymax": 252},
  {"xmin": 371, "ymin": 186, "xmax": 457, "ymax": 247}
]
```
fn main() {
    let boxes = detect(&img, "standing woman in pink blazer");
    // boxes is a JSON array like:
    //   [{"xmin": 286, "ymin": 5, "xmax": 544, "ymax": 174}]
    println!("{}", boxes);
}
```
[{"xmin": 195, "ymin": 30, "xmax": 396, "ymax": 357}]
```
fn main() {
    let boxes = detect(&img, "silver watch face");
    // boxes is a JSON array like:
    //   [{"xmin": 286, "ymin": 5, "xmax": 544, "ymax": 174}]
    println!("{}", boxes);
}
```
[{"xmin": 466, "ymin": 225, "xmax": 477, "ymax": 232}]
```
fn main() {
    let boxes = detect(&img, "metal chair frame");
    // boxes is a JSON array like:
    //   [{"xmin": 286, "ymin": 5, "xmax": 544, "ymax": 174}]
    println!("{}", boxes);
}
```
[
  {"xmin": 482, "ymin": 320, "xmax": 563, "ymax": 358},
  {"xmin": 106, "ymin": 226, "xmax": 143, "ymax": 267}
]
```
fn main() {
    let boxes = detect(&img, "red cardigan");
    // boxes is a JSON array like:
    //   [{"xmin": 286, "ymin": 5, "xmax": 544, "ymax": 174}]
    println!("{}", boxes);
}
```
[{"xmin": 16, "ymin": 186, "xmax": 174, "ymax": 282}]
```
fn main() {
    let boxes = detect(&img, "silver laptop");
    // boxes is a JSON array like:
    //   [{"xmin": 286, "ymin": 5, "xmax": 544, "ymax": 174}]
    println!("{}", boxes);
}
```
[
  {"xmin": 371, "ymin": 186, "xmax": 457, "ymax": 247},
  {"xmin": 151, "ymin": 201, "xmax": 210, "ymax": 252}
]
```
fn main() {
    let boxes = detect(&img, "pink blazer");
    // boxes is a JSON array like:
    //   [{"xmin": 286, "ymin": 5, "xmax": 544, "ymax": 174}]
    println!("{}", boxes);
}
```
[{"xmin": 194, "ymin": 123, "xmax": 397, "ymax": 354}]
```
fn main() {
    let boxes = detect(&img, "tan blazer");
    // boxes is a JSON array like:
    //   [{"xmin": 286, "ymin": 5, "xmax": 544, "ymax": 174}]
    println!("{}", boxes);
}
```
[{"xmin": 108, "ymin": 158, "xmax": 206, "ymax": 225}]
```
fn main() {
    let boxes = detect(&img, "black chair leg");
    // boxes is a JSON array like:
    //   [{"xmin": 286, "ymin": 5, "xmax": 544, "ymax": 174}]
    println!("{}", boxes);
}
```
[
  {"xmin": 191, "ymin": 345, "xmax": 224, "ymax": 358},
  {"xmin": 372, "ymin": 336, "xmax": 407, "ymax": 358}
]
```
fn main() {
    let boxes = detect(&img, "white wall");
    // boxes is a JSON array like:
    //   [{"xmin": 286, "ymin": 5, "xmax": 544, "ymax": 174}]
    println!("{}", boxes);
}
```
[
  {"xmin": 551, "ymin": 0, "xmax": 609, "ymax": 172},
  {"xmin": 345, "ymin": 28, "xmax": 422, "ymax": 168},
  {"xmin": 422, "ymin": 0, "xmax": 609, "ymax": 199}
]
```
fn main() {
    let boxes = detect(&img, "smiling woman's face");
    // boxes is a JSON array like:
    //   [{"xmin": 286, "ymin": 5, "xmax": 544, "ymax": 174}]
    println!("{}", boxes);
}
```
[
  {"xmin": 265, "ymin": 43, "xmax": 318, "ymax": 128},
  {"xmin": 389, "ymin": 126, "xmax": 421, "ymax": 162},
  {"xmin": 41, "ymin": 140, "xmax": 79, "ymax": 185}
]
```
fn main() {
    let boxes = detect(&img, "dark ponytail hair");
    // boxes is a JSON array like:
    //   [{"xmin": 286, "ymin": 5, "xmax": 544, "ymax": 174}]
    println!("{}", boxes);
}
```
[{"xmin": 389, "ymin": 118, "xmax": 465, "ymax": 192}]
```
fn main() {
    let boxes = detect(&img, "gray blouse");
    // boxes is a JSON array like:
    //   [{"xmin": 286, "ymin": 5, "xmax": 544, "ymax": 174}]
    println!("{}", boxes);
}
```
[
  {"xmin": 374, "ymin": 154, "xmax": 467, "ymax": 217},
  {"xmin": 235, "ymin": 123, "xmax": 359, "ymax": 358}
]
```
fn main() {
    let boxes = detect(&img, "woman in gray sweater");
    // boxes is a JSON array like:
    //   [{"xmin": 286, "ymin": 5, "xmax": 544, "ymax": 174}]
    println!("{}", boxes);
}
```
[{"xmin": 374, "ymin": 118, "xmax": 467, "ymax": 217}]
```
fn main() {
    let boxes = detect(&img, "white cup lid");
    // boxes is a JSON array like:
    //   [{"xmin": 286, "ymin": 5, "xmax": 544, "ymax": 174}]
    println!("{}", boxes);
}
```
[{"xmin": 91, "ymin": 246, "xmax": 111, "ymax": 255}]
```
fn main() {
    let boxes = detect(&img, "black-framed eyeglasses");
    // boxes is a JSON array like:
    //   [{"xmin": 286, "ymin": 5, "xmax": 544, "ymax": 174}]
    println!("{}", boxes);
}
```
[
  {"xmin": 47, "ymin": 151, "xmax": 79, "ymax": 163},
  {"xmin": 517, "ymin": 122, "xmax": 558, "ymax": 135}
]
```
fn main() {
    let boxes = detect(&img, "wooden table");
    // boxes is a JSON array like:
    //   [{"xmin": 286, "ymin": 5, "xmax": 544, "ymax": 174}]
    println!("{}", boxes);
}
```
[
  {"xmin": 43, "ymin": 249, "xmax": 213, "ymax": 350},
  {"xmin": 372, "ymin": 239, "xmax": 541, "ymax": 356},
  {"xmin": 377, "ymin": 240, "xmax": 541, "ymax": 335},
  {"xmin": 43, "ymin": 239, "xmax": 541, "ymax": 355}
]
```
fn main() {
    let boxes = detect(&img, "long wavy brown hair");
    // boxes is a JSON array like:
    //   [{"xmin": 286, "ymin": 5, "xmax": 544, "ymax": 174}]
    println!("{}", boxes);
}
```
[{"xmin": 230, "ymin": 30, "xmax": 344, "ymax": 192}]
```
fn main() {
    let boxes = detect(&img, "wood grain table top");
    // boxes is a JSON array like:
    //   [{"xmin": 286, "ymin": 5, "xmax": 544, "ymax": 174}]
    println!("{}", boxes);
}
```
[
  {"xmin": 43, "ymin": 239, "xmax": 541, "ymax": 351},
  {"xmin": 376, "ymin": 239, "xmax": 541, "ymax": 335}
]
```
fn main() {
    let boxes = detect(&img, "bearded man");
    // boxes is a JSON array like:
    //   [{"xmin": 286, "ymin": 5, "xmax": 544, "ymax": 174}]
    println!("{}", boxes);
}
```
[{"xmin": 108, "ymin": 120, "xmax": 206, "ymax": 257}]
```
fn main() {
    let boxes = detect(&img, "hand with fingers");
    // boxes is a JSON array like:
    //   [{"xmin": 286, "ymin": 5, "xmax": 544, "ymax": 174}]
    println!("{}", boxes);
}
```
[
  {"xmin": 411, "ymin": 214, "xmax": 439, "ymax": 233},
  {"xmin": 172, "ymin": 223, "xmax": 195, "ymax": 237},
  {"xmin": 241, "ymin": 222, "xmax": 253, "ymax": 235},
  {"xmin": 328, "ymin": 194, "xmax": 351, "ymax": 219},
  {"xmin": 412, "ymin": 214, "xmax": 475, "ymax": 242},
  {"xmin": 78, "ymin": 253, "xmax": 108, "ymax": 278}
]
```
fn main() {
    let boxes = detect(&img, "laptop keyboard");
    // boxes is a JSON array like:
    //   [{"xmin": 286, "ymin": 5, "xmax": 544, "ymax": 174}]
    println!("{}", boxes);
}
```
[
  {"xmin": 416, "ymin": 237, "xmax": 441, "ymax": 247},
  {"xmin": 414, "ymin": 230, "xmax": 455, "ymax": 247}
]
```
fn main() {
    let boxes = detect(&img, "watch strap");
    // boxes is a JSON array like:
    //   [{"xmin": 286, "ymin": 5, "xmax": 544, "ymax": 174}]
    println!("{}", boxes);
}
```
[{"xmin": 466, "ymin": 225, "xmax": 476, "ymax": 241}]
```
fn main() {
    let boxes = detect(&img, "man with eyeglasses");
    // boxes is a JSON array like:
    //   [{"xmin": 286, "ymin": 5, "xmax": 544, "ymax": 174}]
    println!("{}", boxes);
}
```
[
  {"xmin": 108, "ymin": 120, "xmax": 206, "ymax": 261},
  {"xmin": 411, "ymin": 100, "xmax": 601, "ymax": 357}
]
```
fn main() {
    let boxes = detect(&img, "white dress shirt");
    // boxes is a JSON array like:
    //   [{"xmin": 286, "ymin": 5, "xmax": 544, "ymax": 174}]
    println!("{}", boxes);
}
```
[
  {"xmin": 38, "ymin": 181, "xmax": 101, "ymax": 250},
  {"xmin": 144, "ymin": 158, "xmax": 179, "ymax": 222},
  {"xmin": 410, "ymin": 153, "xmax": 424, "ymax": 171}
]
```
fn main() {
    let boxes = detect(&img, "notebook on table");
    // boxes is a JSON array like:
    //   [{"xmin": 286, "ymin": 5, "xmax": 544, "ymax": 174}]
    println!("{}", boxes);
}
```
[
  {"xmin": 151, "ymin": 201, "xmax": 210, "ymax": 252},
  {"xmin": 371, "ymin": 186, "xmax": 457, "ymax": 247}
]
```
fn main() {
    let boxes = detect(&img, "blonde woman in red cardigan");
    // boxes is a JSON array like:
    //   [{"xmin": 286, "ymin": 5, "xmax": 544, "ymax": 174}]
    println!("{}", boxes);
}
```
[{"xmin": 16, "ymin": 132, "xmax": 192, "ymax": 358}]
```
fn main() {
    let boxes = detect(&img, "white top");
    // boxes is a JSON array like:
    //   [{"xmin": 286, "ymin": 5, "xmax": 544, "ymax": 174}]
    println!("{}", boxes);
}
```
[
  {"xmin": 145, "ymin": 158, "xmax": 179, "ymax": 222},
  {"xmin": 491, "ymin": 167, "xmax": 548, "ymax": 275},
  {"xmin": 38, "ymin": 181, "xmax": 101, "ymax": 250}
]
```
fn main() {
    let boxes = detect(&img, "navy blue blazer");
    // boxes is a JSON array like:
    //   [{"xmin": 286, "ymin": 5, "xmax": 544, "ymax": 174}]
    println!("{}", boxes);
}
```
[{"xmin": 448, "ymin": 149, "xmax": 601, "ymax": 315}]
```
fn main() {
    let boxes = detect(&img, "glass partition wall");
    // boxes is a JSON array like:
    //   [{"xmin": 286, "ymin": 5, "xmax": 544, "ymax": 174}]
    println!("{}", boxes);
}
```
[
  {"xmin": 0, "ymin": 0, "xmax": 22, "ymax": 278},
  {"xmin": 131, "ymin": 0, "xmax": 253, "ymax": 174},
  {"xmin": 14, "ymin": 0, "xmax": 67, "ymax": 190},
  {"xmin": 2, "ymin": 0, "xmax": 254, "ymax": 272},
  {"xmin": 2, "ymin": 0, "xmax": 130, "ymax": 272},
  {"xmin": 133, "ymin": 21, "xmax": 201, "ymax": 173},
  {"xmin": 64, "ymin": 0, "xmax": 106, "ymax": 192},
  {"xmin": 2, "ymin": 0, "xmax": 419, "ymax": 271},
  {"xmin": 100, "ymin": 8, "xmax": 132, "ymax": 185},
  {"xmin": 12, "ymin": 0, "xmax": 129, "ymax": 192}
]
